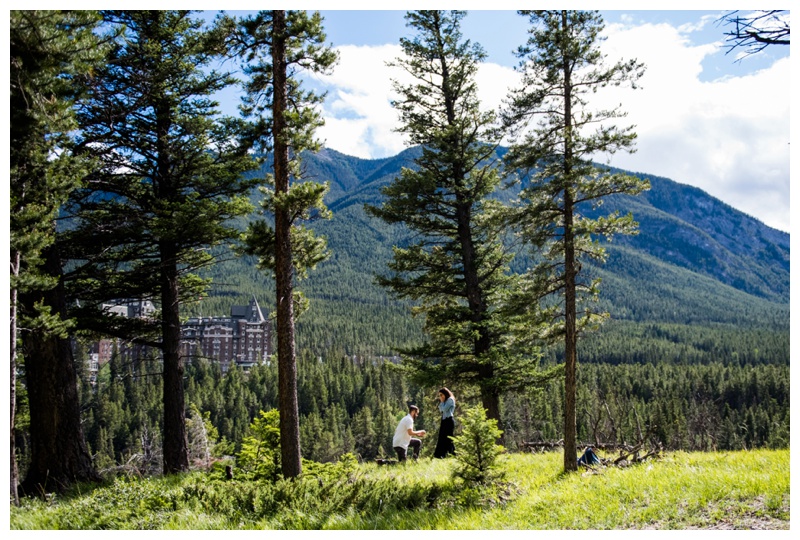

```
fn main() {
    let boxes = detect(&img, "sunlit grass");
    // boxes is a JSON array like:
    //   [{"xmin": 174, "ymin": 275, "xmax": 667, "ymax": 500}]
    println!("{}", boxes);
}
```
[{"xmin": 10, "ymin": 449, "xmax": 789, "ymax": 530}]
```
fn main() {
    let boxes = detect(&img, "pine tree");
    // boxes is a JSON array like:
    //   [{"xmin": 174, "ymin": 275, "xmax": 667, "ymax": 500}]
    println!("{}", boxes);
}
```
[
  {"xmin": 68, "ymin": 10, "xmax": 258, "ymax": 474},
  {"xmin": 367, "ymin": 10, "xmax": 531, "ymax": 425},
  {"xmin": 503, "ymin": 10, "xmax": 649, "ymax": 472},
  {"xmin": 237, "ymin": 409, "xmax": 282, "ymax": 481},
  {"xmin": 233, "ymin": 10, "xmax": 338, "ymax": 478},
  {"xmin": 451, "ymin": 405, "xmax": 505, "ymax": 485},
  {"xmin": 10, "ymin": 10, "xmax": 106, "ymax": 499}
]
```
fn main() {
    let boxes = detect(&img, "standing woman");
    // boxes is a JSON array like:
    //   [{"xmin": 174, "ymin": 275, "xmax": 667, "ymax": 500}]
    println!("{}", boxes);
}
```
[{"xmin": 434, "ymin": 387, "xmax": 456, "ymax": 458}]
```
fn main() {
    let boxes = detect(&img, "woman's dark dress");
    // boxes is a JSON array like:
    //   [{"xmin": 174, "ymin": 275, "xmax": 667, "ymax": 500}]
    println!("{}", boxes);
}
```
[{"xmin": 434, "ymin": 397, "xmax": 456, "ymax": 458}]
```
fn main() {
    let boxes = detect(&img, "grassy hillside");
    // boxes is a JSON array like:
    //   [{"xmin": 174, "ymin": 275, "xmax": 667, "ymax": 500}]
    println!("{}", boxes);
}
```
[{"xmin": 10, "ymin": 449, "xmax": 789, "ymax": 530}]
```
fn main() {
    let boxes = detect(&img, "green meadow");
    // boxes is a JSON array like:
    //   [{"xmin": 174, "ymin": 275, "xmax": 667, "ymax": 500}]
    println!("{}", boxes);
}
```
[{"xmin": 10, "ymin": 448, "xmax": 789, "ymax": 530}]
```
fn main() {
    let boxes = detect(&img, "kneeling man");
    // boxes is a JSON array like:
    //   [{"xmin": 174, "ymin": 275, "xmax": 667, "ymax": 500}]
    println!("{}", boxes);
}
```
[{"xmin": 393, "ymin": 404, "xmax": 426, "ymax": 461}]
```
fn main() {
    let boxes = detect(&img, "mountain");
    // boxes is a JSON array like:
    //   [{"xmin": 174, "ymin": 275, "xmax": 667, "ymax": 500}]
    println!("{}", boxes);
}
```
[
  {"xmin": 198, "ymin": 146, "xmax": 789, "ymax": 360},
  {"xmin": 592, "ymin": 168, "xmax": 789, "ymax": 303}
]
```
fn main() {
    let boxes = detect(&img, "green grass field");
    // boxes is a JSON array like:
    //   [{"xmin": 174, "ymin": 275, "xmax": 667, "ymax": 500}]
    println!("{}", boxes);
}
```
[{"xmin": 10, "ymin": 449, "xmax": 789, "ymax": 530}]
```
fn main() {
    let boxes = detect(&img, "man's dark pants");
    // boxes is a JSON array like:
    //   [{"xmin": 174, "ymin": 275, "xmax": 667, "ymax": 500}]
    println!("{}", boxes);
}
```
[{"xmin": 394, "ymin": 438, "xmax": 421, "ymax": 461}]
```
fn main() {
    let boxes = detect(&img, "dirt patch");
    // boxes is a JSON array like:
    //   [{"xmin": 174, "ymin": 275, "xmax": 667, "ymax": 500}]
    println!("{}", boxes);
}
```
[
  {"xmin": 695, "ymin": 516, "xmax": 789, "ymax": 530},
  {"xmin": 640, "ymin": 496, "xmax": 789, "ymax": 530}
]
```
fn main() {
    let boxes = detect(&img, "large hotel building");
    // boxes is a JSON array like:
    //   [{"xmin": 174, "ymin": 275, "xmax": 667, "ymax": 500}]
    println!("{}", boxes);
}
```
[
  {"xmin": 180, "ymin": 295, "xmax": 272, "ymax": 372},
  {"xmin": 87, "ymin": 296, "xmax": 272, "ymax": 379}
]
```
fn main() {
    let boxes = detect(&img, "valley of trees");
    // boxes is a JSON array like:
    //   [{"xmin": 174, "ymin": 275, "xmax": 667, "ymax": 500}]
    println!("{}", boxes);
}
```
[
  {"xmin": 23, "ymin": 340, "xmax": 784, "ymax": 479},
  {"xmin": 10, "ymin": 8, "xmax": 789, "ymax": 505}
]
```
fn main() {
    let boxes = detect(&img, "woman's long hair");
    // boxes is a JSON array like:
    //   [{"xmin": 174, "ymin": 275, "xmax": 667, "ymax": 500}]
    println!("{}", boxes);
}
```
[{"xmin": 438, "ymin": 387, "xmax": 455, "ymax": 405}]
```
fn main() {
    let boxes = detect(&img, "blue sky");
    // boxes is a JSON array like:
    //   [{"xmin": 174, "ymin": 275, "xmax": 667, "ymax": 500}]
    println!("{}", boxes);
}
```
[
  {"xmin": 317, "ymin": 9, "xmax": 788, "ymax": 80},
  {"xmin": 193, "ymin": 6, "xmax": 790, "ymax": 233}
]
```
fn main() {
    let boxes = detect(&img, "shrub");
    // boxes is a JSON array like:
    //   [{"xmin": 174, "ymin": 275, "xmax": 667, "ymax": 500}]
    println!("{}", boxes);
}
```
[
  {"xmin": 236, "ymin": 409, "xmax": 281, "ymax": 481},
  {"xmin": 302, "ymin": 452, "xmax": 359, "ymax": 482},
  {"xmin": 451, "ymin": 405, "xmax": 505, "ymax": 485}
]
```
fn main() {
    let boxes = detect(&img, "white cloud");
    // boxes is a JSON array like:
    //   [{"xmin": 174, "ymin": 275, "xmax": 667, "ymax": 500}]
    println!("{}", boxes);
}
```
[
  {"xmin": 314, "ymin": 44, "xmax": 408, "ymax": 159},
  {"xmin": 594, "ymin": 22, "xmax": 790, "ymax": 232},
  {"xmin": 314, "ymin": 19, "xmax": 790, "ymax": 232},
  {"xmin": 676, "ymin": 13, "xmax": 717, "ymax": 34},
  {"xmin": 315, "ymin": 44, "xmax": 520, "ymax": 160},
  {"xmin": 475, "ymin": 62, "xmax": 520, "ymax": 116}
]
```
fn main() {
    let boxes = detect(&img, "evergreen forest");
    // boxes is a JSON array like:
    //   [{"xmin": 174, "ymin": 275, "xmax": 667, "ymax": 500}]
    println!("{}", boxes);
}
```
[
  {"xmin": 50, "ymin": 340, "xmax": 787, "ymax": 478},
  {"xmin": 10, "ymin": 8, "xmax": 789, "ymax": 509},
  {"xmin": 40, "ymin": 140, "xmax": 790, "ymax": 476}
]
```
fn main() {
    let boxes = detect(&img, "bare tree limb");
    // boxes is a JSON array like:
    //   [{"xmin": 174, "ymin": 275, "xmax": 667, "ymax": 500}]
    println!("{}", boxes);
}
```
[{"xmin": 717, "ymin": 10, "xmax": 790, "ymax": 60}]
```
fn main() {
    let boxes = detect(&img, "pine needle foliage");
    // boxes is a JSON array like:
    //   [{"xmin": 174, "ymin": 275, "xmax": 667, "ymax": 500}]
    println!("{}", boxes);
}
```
[
  {"xmin": 503, "ymin": 10, "xmax": 650, "ymax": 472},
  {"xmin": 67, "ymin": 10, "xmax": 259, "ymax": 474},
  {"xmin": 367, "ymin": 10, "xmax": 545, "ymax": 424},
  {"xmin": 237, "ymin": 409, "xmax": 281, "ymax": 481},
  {"xmin": 231, "ymin": 9, "xmax": 338, "ymax": 478},
  {"xmin": 10, "ymin": 8, "xmax": 109, "ymax": 500},
  {"xmin": 451, "ymin": 405, "xmax": 505, "ymax": 485}
]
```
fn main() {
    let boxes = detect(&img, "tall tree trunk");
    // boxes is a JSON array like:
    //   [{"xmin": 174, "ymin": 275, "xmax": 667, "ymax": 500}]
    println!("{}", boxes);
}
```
[
  {"xmin": 562, "ymin": 194, "xmax": 578, "ymax": 472},
  {"xmin": 561, "ymin": 9, "xmax": 578, "ymax": 473},
  {"xmin": 160, "ymin": 242, "xmax": 189, "ymax": 474},
  {"xmin": 10, "ymin": 251, "xmax": 20, "ymax": 506},
  {"xmin": 20, "ymin": 245, "xmax": 99, "ymax": 495},
  {"xmin": 442, "ymin": 17, "xmax": 502, "ymax": 430},
  {"xmin": 456, "ymin": 201, "xmax": 498, "ymax": 422},
  {"xmin": 154, "ymin": 76, "xmax": 189, "ymax": 475},
  {"xmin": 272, "ymin": 9, "xmax": 302, "ymax": 479},
  {"xmin": 480, "ymin": 389, "xmax": 501, "ymax": 430}
]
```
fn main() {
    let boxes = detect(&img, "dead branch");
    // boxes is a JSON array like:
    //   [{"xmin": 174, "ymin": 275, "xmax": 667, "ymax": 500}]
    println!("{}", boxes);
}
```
[{"xmin": 523, "ymin": 433, "xmax": 662, "ymax": 467}]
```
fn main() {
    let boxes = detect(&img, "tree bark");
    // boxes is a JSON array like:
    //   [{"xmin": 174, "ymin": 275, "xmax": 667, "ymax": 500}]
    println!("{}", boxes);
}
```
[
  {"xmin": 10, "ymin": 251, "xmax": 20, "ymax": 505},
  {"xmin": 561, "ymin": 9, "xmax": 579, "ymax": 473},
  {"xmin": 160, "ymin": 242, "xmax": 189, "ymax": 474},
  {"xmin": 563, "ymin": 192, "xmax": 578, "ymax": 473},
  {"xmin": 155, "ymin": 80, "xmax": 189, "ymax": 475},
  {"xmin": 480, "ymin": 390, "xmax": 501, "ymax": 431},
  {"xmin": 272, "ymin": 9, "xmax": 303, "ymax": 479},
  {"xmin": 20, "ymin": 246, "xmax": 99, "ymax": 495},
  {"xmin": 456, "ymin": 199, "xmax": 499, "ymax": 430}
]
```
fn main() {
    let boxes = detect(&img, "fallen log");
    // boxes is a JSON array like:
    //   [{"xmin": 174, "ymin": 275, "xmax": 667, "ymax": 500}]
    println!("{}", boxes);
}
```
[
  {"xmin": 522, "ymin": 440, "xmax": 564, "ymax": 451},
  {"xmin": 522, "ymin": 439, "xmax": 662, "ymax": 467},
  {"xmin": 522, "ymin": 440, "xmax": 640, "ymax": 452}
]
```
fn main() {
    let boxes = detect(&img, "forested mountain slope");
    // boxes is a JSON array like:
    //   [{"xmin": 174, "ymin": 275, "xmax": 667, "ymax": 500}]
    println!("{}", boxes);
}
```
[
  {"xmin": 591, "ymin": 170, "xmax": 789, "ymax": 303},
  {"xmin": 197, "ymin": 147, "xmax": 789, "ymax": 359}
]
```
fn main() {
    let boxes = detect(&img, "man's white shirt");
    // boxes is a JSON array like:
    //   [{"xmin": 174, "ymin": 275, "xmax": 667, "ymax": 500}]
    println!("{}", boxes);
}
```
[{"xmin": 393, "ymin": 414, "xmax": 414, "ymax": 449}]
